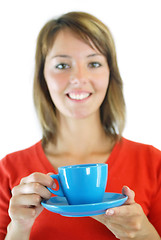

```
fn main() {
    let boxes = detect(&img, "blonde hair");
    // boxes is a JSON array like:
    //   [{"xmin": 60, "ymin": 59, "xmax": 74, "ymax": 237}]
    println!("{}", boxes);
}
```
[{"xmin": 33, "ymin": 11, "xmax": 126, "ymax": 144}]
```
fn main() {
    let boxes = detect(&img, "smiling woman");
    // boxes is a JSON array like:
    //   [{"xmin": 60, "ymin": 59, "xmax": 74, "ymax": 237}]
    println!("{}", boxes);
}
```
[
  {"xmin": 33, "ymin": 12, "xmax": 125, "ymax": 144},
  {"xmin": 0, "ymin": 11, "xmax": 161, "ymax": 240}
]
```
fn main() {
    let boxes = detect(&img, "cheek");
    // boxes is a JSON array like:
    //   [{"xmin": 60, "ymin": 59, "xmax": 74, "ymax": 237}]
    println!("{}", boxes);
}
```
[
  {"xmin": 45, "ymin": 71, "xmax": 68, "ymax": 93},
  {"xmin": 93, "ymin": 73, "xmax": 110, "ymax": 92}
]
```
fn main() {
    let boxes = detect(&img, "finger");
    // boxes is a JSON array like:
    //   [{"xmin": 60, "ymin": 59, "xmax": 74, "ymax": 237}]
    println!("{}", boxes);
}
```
[
  {"xmin": 105, "ymin": 202, "xmax": 142, "ymax": 222},
  {"xmin": 106, "ymin": 205, "xmax": 135, "ymax": 219},
  {"xmin": 12, "ymin": 182, "xmax": 52, "ymax": 199},
  {"xmin": 47, "ymin": 172, "xmax": 57, "ymax": 189},
  {"xmin": 20, "ymin": 172, "xmax": 54, "ymax": 188},
  {"xmin": 9, "ymin": 206, "xmax": 36, "ymax": 220},
  {"xmin": 47, "ymin": 172, "xmax": 55, "ymax": 176},
  {"xmin": 10, "ymin": 194, "xmax": 42, "ymax": 207},
  {"xmin": 122, "ymin": 186, "xmax": 135, "ymax": 205}
]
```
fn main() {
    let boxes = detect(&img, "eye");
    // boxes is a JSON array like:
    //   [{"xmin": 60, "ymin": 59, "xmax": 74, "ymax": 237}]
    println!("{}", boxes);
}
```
[
  {"xmin": 88, "ymin": 62, "xmax": 102, "ymax": 68},
  {"xmin": 55, "ymin": 63, "xmax": 70, "ymax": 69}
]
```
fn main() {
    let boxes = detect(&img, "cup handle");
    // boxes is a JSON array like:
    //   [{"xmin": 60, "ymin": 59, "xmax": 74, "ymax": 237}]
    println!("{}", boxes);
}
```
[{"xmin": 47, "ymin": 174, "xmax": 64, "ymax": 197}]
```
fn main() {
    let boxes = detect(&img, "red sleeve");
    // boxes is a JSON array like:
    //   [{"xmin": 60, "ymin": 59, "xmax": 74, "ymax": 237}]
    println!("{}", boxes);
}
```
[
  {"xmin": 0, "ymin": 157, "xmax": 12, "ymax": 239},
  {"xmin": 148, "ymin": 149, "xmax": 161, "ymax": 236}
]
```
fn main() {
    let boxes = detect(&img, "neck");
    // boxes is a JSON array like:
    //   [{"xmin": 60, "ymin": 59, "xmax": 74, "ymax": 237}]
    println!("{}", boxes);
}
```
[{"xmin": 46, "ymin": 112, "xmax": 115, "ymax": 158}]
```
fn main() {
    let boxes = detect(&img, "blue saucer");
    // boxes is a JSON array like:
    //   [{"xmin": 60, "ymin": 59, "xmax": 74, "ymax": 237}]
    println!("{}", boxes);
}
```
[{"xmin": 41, "ymin": 193, "xmax": 128, "ymax": 217}]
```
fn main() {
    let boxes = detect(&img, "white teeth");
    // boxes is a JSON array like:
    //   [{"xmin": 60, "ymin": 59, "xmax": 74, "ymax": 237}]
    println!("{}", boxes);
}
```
[{"xmin": 68, "ymin": 93, "xmax": 90, "ymax": 100}]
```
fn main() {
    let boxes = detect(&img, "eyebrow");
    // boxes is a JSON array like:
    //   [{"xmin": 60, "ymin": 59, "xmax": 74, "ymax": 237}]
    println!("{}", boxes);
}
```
[
  {"xmin": 52, "ymin": 53, "xmax": 102, "ymax": 59},
  {"xmin": 87, "ymin": 53, "xmax": 102, "ymax": 58},
  {"xmin": 52, "ymin": 55, "xmax": 72, "ymax": 59}
]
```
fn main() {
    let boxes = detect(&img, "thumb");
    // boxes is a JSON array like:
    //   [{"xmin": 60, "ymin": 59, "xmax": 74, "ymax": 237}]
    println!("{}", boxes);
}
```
[{"xmin": 122, "ymin": 186, "xmax": 135, "ymax": 205}]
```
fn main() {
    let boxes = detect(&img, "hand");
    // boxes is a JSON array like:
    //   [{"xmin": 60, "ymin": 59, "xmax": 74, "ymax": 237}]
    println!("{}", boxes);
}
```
[
  {"xmin": 8, "ymin": 172, "xmax": 54, "ymax": 232},
  {"xmin": 92, "ymin": 186, "xmax": 160, "ymax": 239}
]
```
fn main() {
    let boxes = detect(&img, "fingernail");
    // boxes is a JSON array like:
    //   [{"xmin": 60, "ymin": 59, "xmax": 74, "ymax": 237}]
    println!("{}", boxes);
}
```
[
  {"xmin": 52, "ymin": 182, "xmax": 57, "ymax": 189},
  {"xmin": 106, "ymin": 209, "xmax": 114, "ymax": 216},
  {"xmin": 123, "ymin": 185, "xmax": 130, "ymax": 191}
]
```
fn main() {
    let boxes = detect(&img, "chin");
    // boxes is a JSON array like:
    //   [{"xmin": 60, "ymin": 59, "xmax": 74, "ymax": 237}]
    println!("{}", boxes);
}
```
[
  {"xmin": 71, "ymin": 113, "xmax": 89, "ymax": 119},
  {"xmin": 70, "ymin": 110, "xmax": 96, "ymax": 120}
]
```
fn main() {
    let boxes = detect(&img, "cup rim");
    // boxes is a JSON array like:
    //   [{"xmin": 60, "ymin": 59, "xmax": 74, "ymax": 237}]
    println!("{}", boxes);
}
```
[{"xmin": 58, "ymin": 163, "xmax": 107, "ymax": 170}]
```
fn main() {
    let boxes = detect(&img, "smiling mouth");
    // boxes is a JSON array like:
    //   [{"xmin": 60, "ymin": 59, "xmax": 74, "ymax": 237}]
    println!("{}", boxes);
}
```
[{"xmin": 67, "ymin": 92, "xmax": 91, "ymax": 100}]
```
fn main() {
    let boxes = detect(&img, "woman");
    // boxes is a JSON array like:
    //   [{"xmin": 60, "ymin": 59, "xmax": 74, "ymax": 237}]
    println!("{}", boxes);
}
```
[{"xmin": 0, "ymin": 12, "xmax": 161, "ymax": 240}]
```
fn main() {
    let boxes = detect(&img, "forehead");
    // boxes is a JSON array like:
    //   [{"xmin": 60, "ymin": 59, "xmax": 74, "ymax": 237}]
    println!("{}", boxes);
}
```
[{"xmin": 46, "ymin": 28, "xmax": 100, "ymax": 57}]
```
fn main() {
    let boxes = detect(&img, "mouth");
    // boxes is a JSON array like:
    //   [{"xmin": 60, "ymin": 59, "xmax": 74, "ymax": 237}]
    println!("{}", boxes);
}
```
[{"xmin": 66, "ymin": 92, "xmax": 91, "ymax": 101}]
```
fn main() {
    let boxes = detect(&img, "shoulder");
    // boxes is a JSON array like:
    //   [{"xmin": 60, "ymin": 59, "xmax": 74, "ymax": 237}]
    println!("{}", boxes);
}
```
[
  {"xmin": 0, "ymin": 141, "xmax": 42, "ymax": 171},
  {"xmin": 121, "ymin": 137, "xmax": 161, "ymax": 156},
  {"xmin": 118, "ymin": 137, "xmax": 161, "ymax": 171},
  {"xmin": 0, "ymin": 141, "xmax": 43, "ymax": 187},
  {"xmin": 117, "ymin": 137, "xmax": 161, "ymax": 166}
]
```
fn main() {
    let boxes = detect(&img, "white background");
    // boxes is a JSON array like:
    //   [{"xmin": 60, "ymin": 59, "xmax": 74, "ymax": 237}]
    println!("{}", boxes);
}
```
[{"xmin": 0, "ymin": 0, "xmax": 161, "ymax": 159}]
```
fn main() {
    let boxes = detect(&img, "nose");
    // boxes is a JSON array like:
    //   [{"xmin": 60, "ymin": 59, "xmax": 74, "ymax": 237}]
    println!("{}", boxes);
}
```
[{"xmin": 70, "ymin": 65, "xmax": 88, "ymax": 85}]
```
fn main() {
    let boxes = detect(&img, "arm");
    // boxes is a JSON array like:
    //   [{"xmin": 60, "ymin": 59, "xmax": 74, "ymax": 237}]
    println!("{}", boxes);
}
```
[
  {"xmin": 4, "ymin": 172, "xmax": 54, "ymax": 240},
  {"xmin": 92, "ymin": 186, "xmax": 160, "ymax": 240}
]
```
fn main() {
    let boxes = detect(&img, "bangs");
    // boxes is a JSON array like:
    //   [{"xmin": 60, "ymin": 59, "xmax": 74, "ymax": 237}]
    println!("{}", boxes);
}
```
[{"xmin": 41, "ymin": 13, "xmax": 111, "ymax": 62}]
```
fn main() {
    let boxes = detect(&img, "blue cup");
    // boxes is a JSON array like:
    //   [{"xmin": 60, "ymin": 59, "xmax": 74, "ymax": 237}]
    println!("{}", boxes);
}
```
[{"xmin": 47, "ymin": 163, "xmax": 108, "ymax": 205}]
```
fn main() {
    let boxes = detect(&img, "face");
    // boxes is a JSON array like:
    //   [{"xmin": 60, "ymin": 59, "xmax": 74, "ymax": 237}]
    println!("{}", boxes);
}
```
[{"xmin": 44, "ymin": 29, "xmax": 110, "ymax": 120}]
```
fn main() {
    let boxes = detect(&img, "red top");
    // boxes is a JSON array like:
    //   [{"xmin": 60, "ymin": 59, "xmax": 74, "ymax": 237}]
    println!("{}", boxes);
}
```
[{"xmin": 0, "ymin": 138, "xmax": 161, "ymax": 239}]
